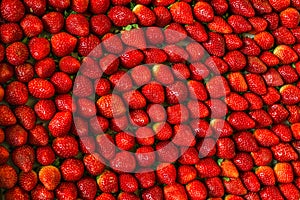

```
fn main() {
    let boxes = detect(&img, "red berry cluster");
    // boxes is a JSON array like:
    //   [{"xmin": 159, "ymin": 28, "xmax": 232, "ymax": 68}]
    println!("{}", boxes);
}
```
[{"xmin": 0, "ymin": 0, "xmax": 300, "ymax": 199}]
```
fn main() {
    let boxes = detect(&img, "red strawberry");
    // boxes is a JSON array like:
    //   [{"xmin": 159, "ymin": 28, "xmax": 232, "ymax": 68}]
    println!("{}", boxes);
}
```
[
  {"xmin": 96, "ymin": 94, "xmax": 126, "ymax": 118},
  {"xmin": 245, "ymin": 73, "xmax": 267, "ymax": 95},
  {"xmin": 153, "ymin": 6, "xmax": 172, "ymax": 27},
  {"xmin": 55, "ymin": 182, "xmax": 78, "ymax": 200},
  {"xmin": 24, "ymin": 0, "xmax": 45, "ymax": 16},
  {"xmin": 49, "ymin": 111, "xmax": 72, "ymax": 137},
  {"xmin": 254, "ymin": 32, "xmax": 275, "ymax": 51},
  {"xmin": 260, "ymin": 51, "xmax": 279, "ymax": 67},
  {"xmin": 278, "ymin": 64, "xmax": 299, "ymax": 83},
  {"xmin": 268, "ymin": 104, "xmax": 289, "ymax": 123},
  {"xmin": 97, "ymin": 170, "xmax": 119, "ymax": 193},
  {"xmin": 156, "ymin": 163, "xmax": 176, "ymax": 185},
  {"xmin": 51, "ymin": 32, "xmax": 77, "ymax": 57},
  {"xmin": 223, "ymin": 177, "xmax": 247, "ymax": 196},
  {"xmin": 60, "ymin": 158, "xmax": 84, "ymax": 181},
  {"xmin": 71, "ymin": 0, "xmax": 88, "ymax": 13},
  {"xmin": 95, "ymin": 193, "xmax": 116, "ymax": 200},
  {"xmin": 50, "ymin": 72, "xmax": 73, "ymax": 94},
  {"xmin": 209, "ymin": 119, "xmax": 232, "ymax": 138},
  {"xmin": 12, "ymin": 145, "xmax": 35, "ymax": 172},
  {"xmin": 34, "ymin": 99, "xmax": 56, "ymax": 121},
  {"xmin": 52, "ymin": 136, "xmax": 79, "ymax": 158},
  {"xmin": 119, "ymin": 173, "xmax": 138, "ymax": 193},
  {"xmin": 90, "ymin": 14, "xmax": 111, "ymax": 36},
  {"xmin": 273, "ymin": 27, "xmax": 296, "ymax": 45},
  {"xmin": 177, "ymin": 165, "xmax": 197, "ymax": 185},
  {"xmin": 15, "ymin": 63, "xmax": 35, "ymax": 83},
  {"xmin": 129, "ymin": 109, "xmax": 149, "ymax": 127},
  {"xmin": 28, "ymin": 78, "xmax": 55, "ymax": 99},
  {"xmin": 246, "ymin": 56, "xmax": 267, "ymax": 74},
  {"xmin": 5, "ymin": 81, "xmax": 28, "ymax": 105},
  {"xmin": 187, "ymin": 80, "xmax": 208, "ymax": 101},
  {"xmin": 273, "ymin": 44, "xmax": 298, "ymax": 64},
  {"xmin": 0, "ymin": 0, "xmax": 25, "ymax": 22},
  {"xmin": 216, "ymin": 138, "xmax": 236, "ymax": 159},
  {"xmin": 133, "ymin": 4, "xmax": 156, "ymax": 26},
  {"xmin": 156, "ymin": 141, "xmax": 179, "ymax": 163},
  {"xmin": 241, "ymin": 171, "xmax": 261, "ymax": 192},
  {"xmin": 250, "ymin": 0, "xmax": 272, "ymax": 14},
  {"xmin": 48, "ymin": 0, "xmax": 70, "ymax": 10},
  {"xmin": 39, "ymin": 165, "xmax": 61, "ymax": 190},
  {"xmin": 219, "ymin": 159, "xmax": 239, "ymax": 178},
  {"xmin": 0, "ymin": 164, "xmax": 18, "ymax": 189},
  {"xmin": 6, "ymin": 42, "xmax": 29, "ymax": 66},
  {"xmin": 271, "ymin": 143, "xmax": 298, "ymax": 162},
  {"xmin": 0, "ymin": 23, "xmax": 23, "ymax": 44},
  {"xmin": 31, "ymin": 184, "xmax": 54, "ymax": 200},
  {"xmin": 274, "ymin": 162, "xmax": 294, "ymax": 183},
  {"xmin": 260, "ymin": 186, "xmax": 285, "ymax": 200},
  {"xmin": 0, "ymin": 145, "xmax": 9, "ymax": 165},
  {"xmin": 227, "ymin": 72, "xmax": 248, "ymax": 92},
  {"xmin": 120, "ymin": 49, "xmax": 144, "ymax": 69},
  {"xmin": 227, "ymin": 112, "xmax": 256, "ymax": 131},
  {"xmin": 108, "ymin": 6, "xmax": 137, "ymax": 27},
  {"xmin": 186, "ymin": 180, "xmax": 207, "ymax": 200},
  {"xmin": 195, "ymin": 157, "xmax": 221, "ymax": 178},
  {"xmin": 36, "ymin": 146, "xmax": 56, "ymax": 166},
  {"xmin": 115, "ymin": 131, "xmax": 135, "ymax": 151},
  {"xmin": 291, "ymin": 123, "xmax": 300, "ymax": 140},
  {"xmin": 89, "ymin": 0, "xmax": 109, "ymax": 14},
  {"xmin": 225, "ymin": 92, "xmax": 249, "ymax": 111},
  {"xmin": 28, "ymin": 125, "xmax": 49, "ymax": 146},
  {"xmin": 5, "ymin": 186, "xmax": 30, "ymax": 200},
  {"xmin": 279, "ymin": 183, "xmax": 300, "ymax": 200},
  {"xmin": 20, "ymin": 14, "xmax": 43, "ymax": 37},
  {"xmin": 211, "ymin": 0, "xmax": 228, "ymax": 15},
  {"xmin": 143, "ymin": 48, "xmax": 167, "ymax": 64},
  {"xmin": 229, "ymin": 0, "xmax": 255, "ymax": 17},
  {"xmin": 207, "ymin": 16, "xmax": 232, "ymax": 34},
  {"xmin": 205, "ymin": 177, "xmax": 224, "ymax": 198},
  {"xmin": 0, "ymin": 86, "xmax": 3, "ymax": 102},
  {"xmin": 202, "ymin": 32, "xmax": 225, "ymax": 57},
  {"xmin": 41, "ymin": 11, "xmax": 64, "ymax": 34},
  {"xmin": 35, "ymin": 58, "xmax": 56, "ymax": 78},
  {"xmin": 73, "ymin": 75, "xmax": 94, "ymax": 97},
  {"xmin": 77, "ymin": 177, "xmax": 97, "ymax": 200},
  {"xmin": 77, "ymin": 34, "xmax": 101, "ymax": 57},
  {"xmin": 134, "ymin": 170, "xmax": 156, "ymax": 189},
  {"xmin": 253, "ymin": 128, "xmax": 279, "ymax": 147},
  {"xmin": 280, "ymin": 84, "xmax": 300, "ymax": 105},
  {"xmin": 261, "ymin": 87, "xmax": 280, "ymax": 106},
  {"xmin": 233, "ymin": 152, "xmax": 254, "ymax": 172},
  {"xmin": 170, "ymin": 2, "xmax": 193, "ymax": 25},
  {"xmin": 262, "ymin": 68, "xmax": 284, "ymax": 87},
  {"xmin": 142, "ymin": 186, "xmax": 163, "ymax": 200},
  {"xmin": 164, "ymin": 183, "xmax": 188, "ymax": 200},
  {"xmin": 223, "ymin": 50, "xmax": 246, "ymax": 71},
  {"xmin": 263, "ymin": 12, "xmax": 279, "ymax": 30},
  {"xmin": 228, "ymin": 15, "xmax": 252, "ymax": 34},
  {"xmin": 5, "ymin": 124, "xmax": 28, "ymax": 147},
  {"xmin": 269, "ymin": 0, "xmax": 290, "ymax": 11},
  {"xmin": 233, "ymin": 131, "xmax": 259, "ymax": 152},
  {"xmin": 96, "ymin": 134, "xmax": 116, "ymax": 160},
  {"xmin": 241, "ymin": 37, "xmax": 261, "ymax": 56},
  {"xmin": 144, "ymin": 27, "xmax": 164, "ymax": 46},
  {"xmin": 224, "ymin": 34, "xmax": 243, "ymax": 50},
  {"xmin": 193, "ymin": 1, "xmax": 214, "ymax": 23},
  {"xmin": 249, "ymin": 17, "xmax": 268, "ymax": 33},
  {"xmin": 287, "ymin": 105, "xmax": 300, "ymax": 123},
  {"xmin": 65, "ymin": 14, "xmax": 89, "ymax": 37},
  {"xmin": 14, "ymin": 105, "xmax": 36, "ymax": 130},
  {"xmin": 249, "ymin": 109, "xmax": 273, "ymax": 127},
  {"xmin": 121, "ymin": 28, "xmax": 146, "ymax": 50},
  {"xmin": 271, "ymin": 124, "xmax": 292, "ymax": 142}
]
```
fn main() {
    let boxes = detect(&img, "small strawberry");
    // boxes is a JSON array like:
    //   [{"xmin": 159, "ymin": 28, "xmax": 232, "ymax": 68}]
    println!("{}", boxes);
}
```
[
  {"xmin": 287, "ymin": 105, "xmax": 300, "ymax": 123},
  {"xmin": 96, "ymin": 134, "xmax": 116, "ymax": 160},
  {"xmin": 233, "ymin": 152, "xmax": 254, "ymax": 171},
  {"xmin": 36, "ymin": 146, "xmax": 56, "ymax": 166},
  {"xmin": 23, "ymin": 0, "xmax": 46, "ymax": 15},
  {"xmin": 19, "ymin": 170, "xmax": 38, "ymax": 192},
  {"xmin": 164, "ymin": 183, "xmax": 188, "ymax": 200},
  {"xmin": 73, "ymin": 75, "xmax": 94, "ymax": 97},
  {"xmin": 97, "ymin": 170, "xmax": 119, "ymax": 193},
  {"xmin": 0, "ymin": 23, "xmax": 23, "ymax": 44},
  {"xmin": 233, "ymin": 131, "xmax": 259, "ymax": 152},
  {"xmin": 195, "ymin": 157, "xmax": 221, "ymax": 178},
  {"xmin": 156, "ymin": 141, "xmax": 179, "ymax": 163},
  {"xmin": 41, "ymin": 11, "xmax": 64, "ymax": 34},
  {"xmin": 28, "ymin": 78, "xmax": 55, "ymax": 99},
  {"xmin": 177, "ymin": 165, "xmax": 197, "ymax": 185},
  {"xmin": 271, "ymin": 143, "xmax": 298, "ymax": 162},
  {"xmin": 52, "ymin": 136, "xmax": 79, "ymax": 158},
  {"xmin": 269, "ymin": 0, "xmax": 290, "ymax": 11},
  {"xmin": 153, "ymin": 6, "xmax": 172, "ymax": 27},
  {"xmin": 246, "ymin": 56, "xmax": 267, "ymax": 74},
  {"xmin": 273, "ymin": 27, "xmax": 296, "ymax": 45},
  {"xmin": 268, "ymin": 104, "xmax": 289, "ymax": 123},
  {"xmin": 0, "ymin": 145, "xmax": 9, "ymax": 165},
  {"xmin": 229, "ymin": 0, "xmax": 255, "ymax": 17},
  {"xmin": 15, "ymin": 63, "xmax": 34, "ymax": 83},
  {"xmin": 55, "ymin": 182, "xmax": 78, "ymax": 200},
  {"xmin": 227, "ymin": 112, "xmax": 256, "ymax": 131},
  {"xmin": 183, "ymin": 22, "xmax": 207, "ymax": 43},
  {"xmin": 280, "ymin": 84, "xmax": 300, "ymax": 105},
  {"xmin": 136, "ymin": 127, "xmax": 155, "ymax": 146},
  {"xmin": 77, "ymin": 177, "xmax": 97, "ymax": 200},
  {"xmin": 96, "ymin": 94, "xmax": 126, "ymax": 118},
  {"xmin": 224, "ymin": 34, "xmax": 243, "ymax": 50},
  {"xmin": 38, "ymin": 166, "xmax": 61, "ymax": 191},
  {"xmin": 34, "ymin": 57, "xmax": 56, "ymax": 78},
  {"xmin": 263, "ymin": 12, "xmax": 280, "ymax": 30},
  {"xmin": 216, "ymin": 138, "xmax": 236, "ymax": 159},
  {"xmin": 278, "ymin": 64, "xmax": 299, "ymax": 83},
  {"xmin": 205, "ymin": 177, "xmax": 224, "ymax": 198},
  {"xmin": 0, "ymin": 0, "xmax": 25, "ymax": 22},
  {"xmin": 228, "ymin": 15, "xmax": 253, "ymax": 34},
  {"xmin": 31, "ymin": 184, "xmax": 54, "ymax": 200},
  {"xmin": 250, "ymin": 0, "xmax": 272, "ymax": 14},
  {"xmin": 262, "ymin": 68, "xmax": 284, "ymax": 87},
  {"xmin": 211, "ymin": 0, "xmax": 229, "ymax": 15},
  {"xmin": 0, "ymin": 164, "xmax": 17, "ymax": 189},
  {"xmin": 108, "ymin": 6, "xmax": 137, "ymax": 27},
  {"xmin": 223, "ymin": 50, "xmax": 246, "ymax": 71},
  {"xmin": 120, "ymin": 49, "xmax": 144, "ymax": 69},
  {"xmin": 14, "ymin": 105, "xmax": 36, "ymax": 130},
  {"xmin": 34, "ymin": 99, "xmax": 56, "ymax": 121},
  {"xmin": 50, "ymin": 72, "xmax": 73, "ymax": 94},
  {"xmin": 193, "ymin": 1, "xmax": 214, "ymax": 23},
  {"xmin": 186, "ymin": 180, "xmax": 207, "ymax": 200},
  {"xmin": 6, "ymin": 42, "xmax": 29, "ymax": 66},
  {"xmin": 170, "ymin": 2, "xmax": 193, "ymax": 24},
  {"xmin": 5, "ymin": 124, "xmax": 28, "ymax": 147},
  {"xmin": 51, "ymin": 32, "xmax": 77, "ymax": 57},
  {"xmin": 134, "ymin": 170, "xmax": 156, "ymax": 189},
  {"xmin": 254, "ymin": 32, "xmax": 274, "ymax": 51},
  {"xmin": 12, "ymin": 145, "xmax": 35, "ymax": 172},
  {"xmin": 219, "ymin": 159, "xmax": 239, "ymax": 178},
  {"xmin": 90, "ymin": 14, "xmax": 111, "ymax": 36},
  {"xmin": 78, "ymin": 34, "xmax": 101, "ymax": 57},
  {"xmin": 241, "ymin": 171, "xmax": 261, "ymax": 192},
  {"xmin": 60, "ymin": 158, "xmax": 84, "ymax": 182},
  {"xmin": 65, "ymin": 14, "xmax": 89, "ymax": 37},
  {"xmin": 118, "ymin": 173, "xmax": 138, "ymax": 193},
  {"xmin": 20, "ymin": 14, "xmax": 43, "ymax": 37},
  {"xmin": 225, "ymin": 92, "xmax": 249, "ymax": 111},
  {"xmin": 245, "ymin": 73, "xmax": 267, "ymax": 95},
  {"xmin": 249, "ymin": 17, "xmax": 268, "ymax": 33},
  {"xmin": 156, "ymin": 163, "xmax": 177, "ymax": 185},
  {"xmin": 187, "ymin": 80, "xmax": 208, "ymax": 101},
  {"xmin": 249, "ymin": 109, "xmax": 273, "ymax": 127},
  {"xmin": 223, "ymin": 177, "xmax": 247, "ymax": 196},
  {"xmin": 5, "ymin": 81, "xmax": 28, "ymax": 105},
  {"xmin": 133, "ymin": 4, "xmax": 156, "ymax": 26}
]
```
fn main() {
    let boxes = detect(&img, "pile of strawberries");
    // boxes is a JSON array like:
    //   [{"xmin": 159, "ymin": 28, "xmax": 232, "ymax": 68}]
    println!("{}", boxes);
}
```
[{"xmin": 1, "ymin": 0, "xmax": 300, "ymax": 199}]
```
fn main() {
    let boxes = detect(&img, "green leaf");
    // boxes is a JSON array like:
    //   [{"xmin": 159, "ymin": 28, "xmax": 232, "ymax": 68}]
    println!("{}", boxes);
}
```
[
  {"xmin": 217, "ymin": 158, "xmax": 224, "ymax": 166},
  {"xmin": 223, "ymin": 177, "xmax": 230, "ymax": 182}
]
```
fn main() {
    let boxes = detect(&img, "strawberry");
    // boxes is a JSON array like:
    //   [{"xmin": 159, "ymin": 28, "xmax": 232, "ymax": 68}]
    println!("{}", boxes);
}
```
[
  {"xmin": 119, "ymin": 49, "xmax": 144, "ymax": 69},
  {"xmin": 79, "ymin": 136, "xmax": 96, "ymax": 153},
  {"xmin": 144, "ymin": 27, "xmax": 164, "ymax": 46},
  {"xmin": 272, "ymin": 27, "xmax": 296, "ymax": 45},
  {"xmin": 96, "ymin": 134, "xmax": 116, "ymax": 160},
  {"xmin": 108, "ymin": 6, "xmax": 137, "ymax": 27},
  {"xmin": 241, "ymin": 171, "xmax": 261, "ymax": 192},
  {"xmin": 172, "ymin": 63, "xmax": 190, "ymax": 80},
  {"xmin": 14, "ymin": 105, "xmax": 36, "ymax": 130},
  {"xmin": 77, "ymin": 34, "xmax": 101, "ymax": 57},
  {"xmin": 166, "ymin": 104, "xmax": 189, "ymax": 125},
  {"xmin": 95, "ymin": 193, "xmax": 116, "ymax": 200},
  {"xmin": 20, "ymin": 14, "xmax": 43, "ymax": 37},
  {"xmin": 118, "ymin": 192, "xmax": 139, "ymax": 200},
  {"xmin": 28, "ymin": 78, "xmax": 55, "ymax": 99},
  {"xmin": 229, "ymin": 0, "xmax": 255, "ymax": 17},
  {"xmin": 48, "ymin": 0, "xmax": 70, "ymax": 10},
  {"xmin": 23, "ymin": 0, "xmax": 46, "ymax": 16},
  {"xmin": 6, "ymin": 42, "xmax": 29, "ymax": 65},
  {"xmin": 274, "ymin": 162, "xmax": 294, "ymax": 183},
  {"xmin": 71, "ymin": 0, "xmax": 89, "ymax": 13},
  {"xmin": 111, "ymin": 0, "xmax": 131, "ymax": 5},
  {"xmin": 129, "ymin": 109, "xmax": 149, "ymax": 127},
  {"xmin": 177, "ymin": 165, "xmax": 197, "ymax": 184},
  {"xmin": 50, "ymin": 72, "xmax": 73, "ymax": 94},
  {"xmin": 153, "ymin": 6, "xmax": 172, "ymax": 27},
  {"xmin": 41, "ymin": 12, "xmax": 64, "ymax": 34},
  {"xmin": 77, "ymin": 177, "xmax": 97, "ymax": 200},
  {"xmin": 0, "ymin": 0, "xmax": 25, "ymax": 22},
  {"xmin": 12, "ymin": 145, "xmax": 35, "ymax": 172},
  {"xmin": 186, "ymin": 180, "xmax": 207, "ymax": 200},
  {"xmin": 165, "ymin": 23, "xmax": 187, "ymax": 44},
  {"xmin": 96, "ymin": 94, "xmax": 126, "ymax": 118},
  {"xmin": 193, "ymin": 1, "xmax": 214, "ymax": 23},
  {"xmin": 89, "ymin": 0, "xmax": 109, "ymax": 14},
  {"xmin": 287, "ymin": 105, "xmax": 300, "ymax": 123},
  {"xmin": 245, "ymin": 73, "xmax": 267, "ymax": 95},
  {"xmin": 271, "ymin": 143, "xmax": 298, "ymax": 162},
  {"xmin": 34, "ymin": 99, "xmax": 56, "ymax": 121},
  {"xmin": 209, "ymin": 119, "xmax": 232, "ymax": 138},
  {"xmin": 156, "ymin": 141, "xmax": 179, "ymax": 163},
  {"xmin": 65, "ymin": 14, "xmax": 89, "ymax": 37},
  {"xmin": 223, "ymin": 177, "xmax": 247, "ymax": 196},
  {"xmin": 280, "ymin": 84, "xmax": 300, "ymax": 105},
  {"xmin": 262, "ymin": 68, "xmax": 284, "ymax": 87},
  {"xmin": 254, "ymin": 128, "xmax": 280, "ymax": 147},
  {"xmin": 278, "ymin": 64, "xmax": 299, "ymax": 83},
  {"xmin": 224, "ymin": 34, "xmax": 243, "ymax": 50},
  {"xmin": 233, "ymin": 131, "xmax": 259, "ymax": 152},
  {"xmin": 5, "ymin": 124, "xmax": 28, "ymax": 147},
  {"xmin": 5, "ymin": 81, "xmax": 28, "ymax": 105},
  {"xmin": 90, "ymin": 14, "xmax": 111, "ymax": 36},
  {"xmin": 216, "ymin": 138, "xmax": 236, "ymax": 159},
  {"xmin": 248, "ymin": 17, "xmax": 268, "ymax": 33},
  {"xmin": 133, "ymin": 4, "xmax": 156, "ymax": 26},
  {"xmin": 36, "ymin": 146, "xmax": 56, "ymax": 166},
  {"xmin": 15, "ymin": 63, "xmax": 35, "ymax": 83},
  {"xmin": 31, "ymin": 184, "xmax": 54, "ymax": 200},
  {"xmin": 142, "ymin": 186, "xmax": 163, "ymax": 200},
  {"xmin": 187, "ymin": 80, "xmax": 208, "ymax": 101},
  {"xmin": 233, "ymin": 152, "xmax": 254, "ymax": 171},
  {"xmin": 119, "ymin": 173, "xmax": 138, "ymax": 193},
  {"xmin": 38, "ymin": 166, "xmax": 61, "ymax": 191},
  {"xmin": 273, "ymin": 44, "xmax": 298, "ymax": 64},
  {"xmin": 73, "ymin": 75, "xmax": 94, "ymax": 97},
  {"xmin": 115, "ymin": 131, "xmax": 135, "ymax": 151},
  {"xmin": 279, "ymin": 183, "xmax": 300, "ymax": 200},
  {"xmin": 291, "ymin": 27, "xmax": 300, "ymax": 42},
  {"xmin": 187, "ymin": 100, "xmax": 209, "ymax": 119},
  {"xmin": 259, "ymin": 51, "xmax": 279, "ymax": 67},
  {"xmin": 207, "ymin": 16, "xmax": 232, "ymax": 34},
  {"xmin": 0, "ymin": 145, "xmax": 9, "ymax": 165},
  {"xmin": 0, "ymin": 86, "xmax": 3, "ymax": 102},
  {"xmin": 55, "ymin": 182, "xmax": 78, "ymax": 200},
  {"xmin": 97, "ymin": 170, "xmax": 119, "ymax": 193},
  {"xmin": 219, "ymin": 159, "xmax": 239, "ymax": 178},
  {"xmin": 263, "ymin": 12, "xmax": 279, "ymax": 30},
  {"xmin": 0, "ymin": 23, "xmax": 23, "ymax": 44},
  {"xmin": 202, "ymin": 32, "xmax": 225, "ymax": 57},
  {"xmin": 249, "ymin": 109, "xmax": 273, "ymax": 127},
  {"xmin": 268, "ymin": 104, "xmax": 289, "ymax": 123},
  {"xmin": 169, "ymin": 2, "xmax": 193, "ymax": 24},
  {"xmin": 228, "ymin": 15, "xmax": 253, "ymax": 34},
  {"xmin": 52, "ymin": 136, "xmax": 79, "ymax": 158},
  {"xmin": 0, "ymin": 164, "xmax": 17, "ymax": 189},
  {"xmin": 134, "ymin": 170, "xmax": 156, "ymax": 189},
  {"xmin": 51, "ymin": 32, "xmax": 77, "ymax": 57},
  {"xmin": 60, "ymin": 158, "xmax": 84, "ymax": 182},
  {"xmin": 164, "ymin": 44, "xmax": 189, "ymax": 62},
  {"xmin": 34, "ymin": 58, "xmax": 56, "ymax": 78},
  {"xmin": 5, "ymin": 186, "xmax": 30, "ymax": 200},
  {"xmin": 135, "ymin": 146, "xmax": 156, "ymax": 167},
  {"xmin": 225, "ymin": 92, "xmax": 249, "ymax": 111},
  {"xmin": 261, "ymin": 87, "xmax": 281, "ymax": 106},
  {"xmin": 291, "ymin": 123, "xmax": 300, "ymax": 140},
  {"xmin": 49, "ymin": 111, "xmax": 72, "ymax": 137},
  {"xmin": 29, "ymin": 125, "xmax": 49, "ymax": 146},
  {"xmin": 195, "ymin": 157, "xmax": 221, "ymax": 178},
  {"xmin": 227, "ymin": 72, "xmax": 248, "ymax": 92},
  {"xmin": 110, "ymin": 151, "xmax": 136, "ymax": 172},
  {"xmin": 250, "ymin": 0, "xmax": 272, "ymax": 14},
  {"xmin": 164, "ymin": 183, "xmax": 188, "ymax": 200},
  {"xmin": 227, "ymin": 111, "xmax": 255, "ymax": 131},
  {"xmin": 156, "ymin": 163, "xmax": 176, "ymax": 185},
  {"xmin": 246, "ymin": 56, "xmax": 267, "ymax": 74},
  {"xmin": 260, "ymin": 186, "xmax": 284, "ymax": 200},
  {"xmin": 223, "ymin": 50, "xmax": 246, "ymax": 72},
  {"xmin": 272, "ymin": 124, "xmax": 293, "ymax": 142},
  {"xmin": 205, "ymin": 177, "xmax": 225, "ymax": 198}
]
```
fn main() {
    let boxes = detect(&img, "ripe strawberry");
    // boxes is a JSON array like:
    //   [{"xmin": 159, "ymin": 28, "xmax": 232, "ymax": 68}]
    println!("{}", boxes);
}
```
[
  {"xmin": 5, "ymin": 186, "xmax": 30, "ymax": 200},
  {"xmin": 166, "ymin": 104, "xmax": 189, "ymax": 125},
  {"xmin": 249, "ymin": 109, "xmax": 273, "ymax": 127},
  {"xmin": 36, "ymin": 146, "xmax": 56, "ymax": 166},
  {"xmin": 223, "ymin": 50, "xmax": 246, "ymax": 71},
  {"xmin": 65, "ymin": 14, "xmax": 89, "ymax": 37},
  {"xmin": 0, "ymin": 0, "xmax": 25, "ymax": 22},
  {"xmin": 261, "ymin": 87, "xmax": 280, "ymax": 106},
  {"xmin": 273, "ymin": 162, "xmax": 294, "ymax": 183},
  {"xmin": 20, "ymin": 14, "xmax": 43, "ymax": 37},
  {"xmin": 31, "ymin": 184, "xmax": 54, "ymax": 200},
  {"xmin": 71, "ymin": 0, "xmax": 88, "ymax": 12},
  {"xmin": 118, "ymin": 173, "xmax": 138, "ymax": 193},
  {"xmin": 51, "ymin": 32, "xmax": 77, "ymax": 57},
  {"xmin": 42, "ymin": 11, "xmax": 64, "ymax": 34},
  {"xmin": 228, "ymin": 15, "xmax": 253, "ymax": 34},
  {"xmin": 134, "ymin": 170, "xmax": 156, "ymax": 189},
  {"xmin": 12, "ymin": 145, "xmax": 35, "ymax": 172},
  {"xmin": 153, "ymin": 6, "xmax": 171, "ymax": 27},
  {"xmin": 38, "ymin": 166, "xmax": 61, "ymax": 191},
  {"xmin": 122, "ymin": 29, "xmax": 147, "ymax": 49},
  {"xmin": 96, "ymin": 134, "xmax": 116, "ymax": 160},
  {"xmin": 0, "ymin": 86, "xmax": 3, "ymax": 102},
  {"xmin": 55, "ymin": 182, "xmax": 78, "ymax": 200},
  {"xmin": 28, "ymin": 125, "xmax": 48, "ymax": 147},
  {"xmin": 223, "ymin": 177, "xmax": 247, "ymax": 196},
  {"xmin": 225, "ymin": 93, "xmax": 249, "ymax": 111},
  {"xmin": 224, "ymin": 34, "xmax": 243, "ymax": 50},
  {"xmin": 52, "ymin": 136, "xmax": 79, "ymax": 158},
  {"xmin": 250, "ymin": 0, "xmax": 272, "ymax": 14},
  {"xmin": 233, "ymin": 131, "xmax": 259, "ymax": 152},
  {"xmin": 205, "ymin": 177, "xmax": 224, "ymax": 198},
  {"xmin": 5, "ymin": 124, "xmax": 28, "ymax": 147},
  {"xmin": 34, "ymin": 99, "xmax": 56, "ymax": 121},
  {"xmin": 73, "ymin": 75, "xmax": 94, "ymax": 97},
  {"xmin": 23, "ymin": 0, "xmax": 46, "ymax": 15},
  {"xmin": 253, "ymin": 32, "xmax": 274, "ymax": 51},
  {"xmin": 279, "ymin": 183, "xmax": 300, "ymax": 200},
  {"xmin": 262, "ymin": 68, "xmax": 284, "ymax": 87},
  {"xmin": 79, "ymin": 136, "xmax": 96, "ymax": 153},
  {"xmin": 170, "ymin": 2, "xmax": 193, "ymax": 24},
  {"xmin": 90, "ymin": 14, "xmax": 111, "ymax": 36},
  {"xmin": 97, "ymin": 170, "xmax": 119, "ymax": 193},
  {"xmin": 271, "ymin": 143, "xmax": 298, "ymax": 162},
  {"xmin": 195, "ymin": 157, "xmax": 221, "ymax": 178},
  {"xmin": 164, "ymin": 183, "xmax": 188, "ymax": 200},
  {"xmin": 263, "ymin": 12, "xmax": 280, "ymax": 30},
  {"xmin": 78, "ymin": 34, "xmax": 102, "ymax": 57},
  {"xmin": 142, "ymin": 186, "xmax": 163, "ymax": 200},
  {"xmin": 280, "ymin": 84, "xmax": 300, "ymax": 105},
  {"xmin": 95, "ymin": 193, "xmax": 116, "ymax": 200},
  {"xmin": 156, "ymin": 163, "xmax": 176, "ymax": 185},
  {"xmin": 207, "ymin": 16, "xmax": 232, "ymax": 34},
  {"xmin": 203, "ymin": 32, "xmax": 225, "ymax": 57},
  {"xmin": 0, "ymin": 164, "xmax": 17, "ymax": 189},
  {"xmin": 114, "ymin": 131, "xmax": 135, "ymax": 151},
  {"xmin": 268, "ymin": 104, "xmax": 289, "ymax": 123},
  {"xmin": 273, "ymin": 27, "xmax": 296, "ymax": 45},
  {"xmin": 193, "ymin": 1, "xmax": 214, "ymax": 23},
  {"xmin": 211, "ymin": 0, "xmax": 228, "ymax": 15},
  {"xmin": 0, "ymin": 145, "xmax": 9, "ymax": 165},
  {"xmin": 245, "ymin": 73, "xmax": 267, "ymax": 95},
  {"xmin": 227, "ymin": 111, "xmax": 256, "ymax": 131},
  {"xmin": 233, "ymin": 152, "xmax": 254, "ymax": 172},
  {"xmin": 119, "ymin": 49, "xmax": 144, "ymax": 69},
  {"xmin": 60, "ymin": 158, "xmax": 84, "ymax": 182},
  {"xmin": 77, "ymin": 177, "xmax": 97, "ymax": 200},
  {"xmin": 96, "ymin": 94, "xmax": 126, "ymax": 118},
  {"xmin": 14, "ymin": 105, "xmax": 36, "ymax": 130},
  {"xmin": 49, "ymin": 111, "xmax": 72, "ymax": 137},
  {"xmin": 18, "ymin": 170, "xmax": 38, "ymax": 191},
  {"xmin": 133, "ymin": 4, "xmax": 156, "ymax": 26},
  {"xmin": 249, "ymin": 17, "xmax": 268, "ymax": 33},
  {"xmin": 216, "ymin": 138, "xmax": 236, "ymax": 159},
  {"xmin": 156, "ymin": 141, "xmax": 179, "ymax": 163},
  {"xmin": 287, "ymin": 105, "xmax": 300, "ymax": 123},
  {"xmin": 219, "ymin": 159, "xmax": 239, "ymax": 178},
  {"xmin": 227, "ymin": 72, "xmax": 248, "ymax": 92},
  {"xmin": 260, "ymin": 186, "xmax": 284, "ymax": 200},
  {"xmin": 246, "ymin": 56, "xmax": 267, "ymax": 74},
  {"xmin": 273, "ymin": 44, "xmax": 298, "ymax": 64},
  {"xmin": 108, "ymin": 6, "xmax": 137, "ymax": 27},
  {"xmin": 5, "ymin": 81, "xmax": 28, "ymax": 105},
  {"xmin": 34, "ymin": 57, "xmax": 56, "ymax": 78},
  {"xmin": 278, "ymin": 64, "xmax": 299, "ymax": 83},
  {"xmin": 130, "ymin": 109, "xmax": 150, "ymax": 127},
  {"xmin": 271, "ymin": 124, "xmax": 292, "ymax": 142},
  {"xmin": 241, "ymin": 171, "xmax": 260, "ymax": 192},
  {"xmin": 254, "ymin": 128, "xmax": 280, "ymax": 147},
  {"xmin": 259, "ymin": 51, "xmax": 279, "ymax": 67},
  {"xmin": 0, "ymin": 23, "xmax": 23, "ymax": 44},
  {"xmin": 15, "ymin": 63, "xmax": 34, "ymax": 83},
  {"xmin": 229, "ymin": 0, "xmax": 255, "ymax": 17},
  {"xmin": 186, "ymin": 180, "xmax": 207, "ymax": 200},
  {"xmin": 291, "ymin": 123, "xmax": 300, "ymax": 140},
  {"xmin": 50, "ymin": 72, "xmax": 73, "ymax": 94},
  {"xmin": 6, "ymin": 42, "xmax": 29, "ymax": 66}
]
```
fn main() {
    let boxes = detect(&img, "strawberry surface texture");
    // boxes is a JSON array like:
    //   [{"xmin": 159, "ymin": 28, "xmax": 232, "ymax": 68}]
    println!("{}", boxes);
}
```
[{"xmin": 1, "ymin": 0, "xmax": 300, "ymax": 199}]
